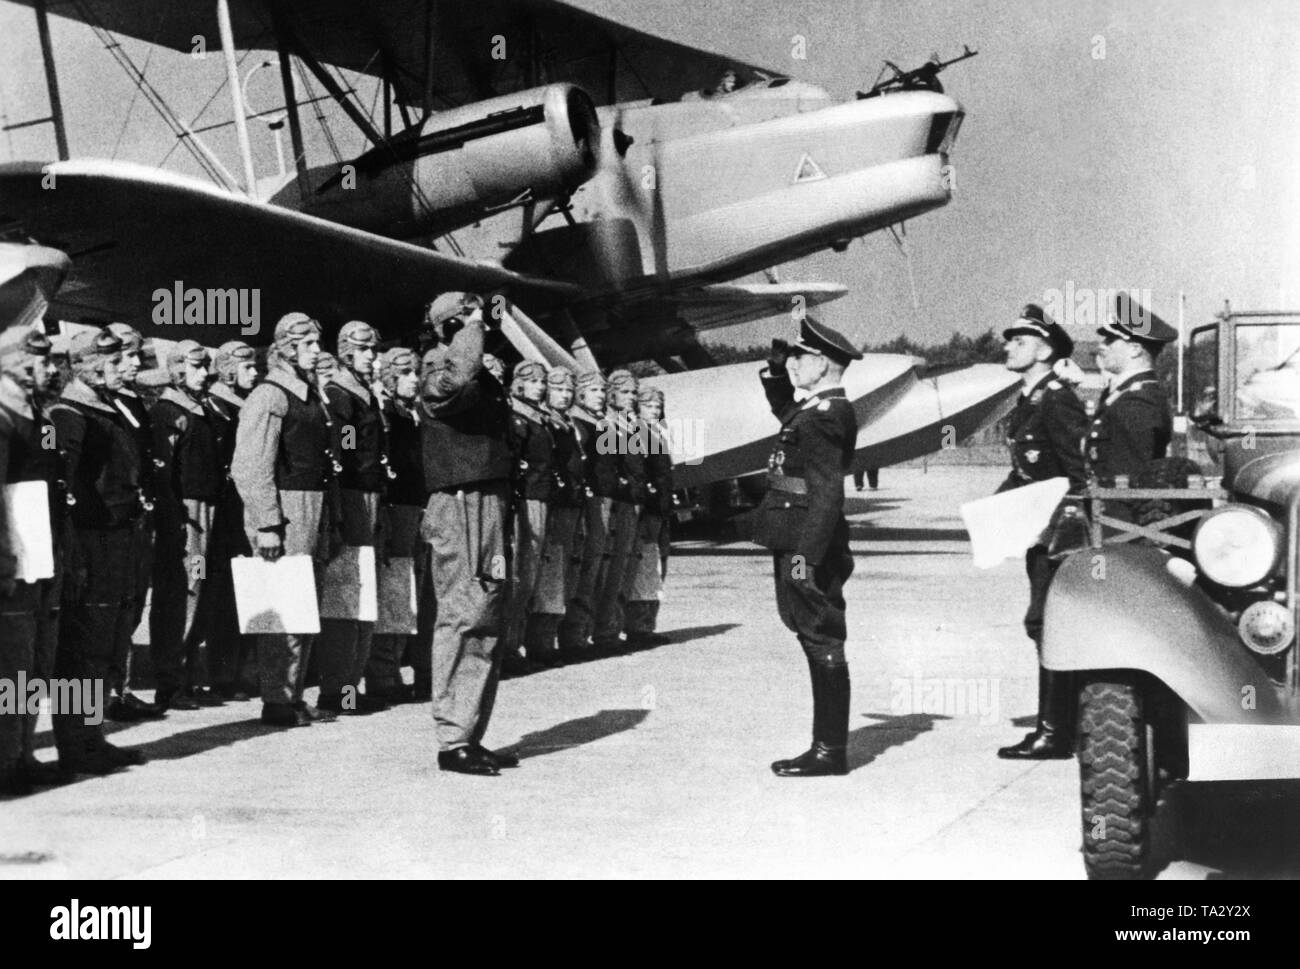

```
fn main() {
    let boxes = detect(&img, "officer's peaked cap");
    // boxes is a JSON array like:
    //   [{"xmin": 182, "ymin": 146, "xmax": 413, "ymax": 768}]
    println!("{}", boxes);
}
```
[
  {"xmin": 1098, "ymin": 293, "xmax": 1178, "ymax": 347},
  {"xmin": 793, "ymin": 316, "xmax": 863, "ymax": 366},
  {"xmin": 1004, "ymin": 303, "xmax": 1074, "ymax": 360}
]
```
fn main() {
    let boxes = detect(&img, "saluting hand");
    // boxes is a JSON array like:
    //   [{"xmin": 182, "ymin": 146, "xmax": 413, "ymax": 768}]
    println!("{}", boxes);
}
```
[{"xmin": 768, "ymin": 339, "xmax": 792, "ymax": 374}]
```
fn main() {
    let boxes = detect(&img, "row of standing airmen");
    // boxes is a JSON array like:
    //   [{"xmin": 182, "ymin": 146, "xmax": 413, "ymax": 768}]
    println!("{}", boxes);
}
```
[{"xmin": 0, "ymin": 290, "xmax": 675, "ymax": 789}]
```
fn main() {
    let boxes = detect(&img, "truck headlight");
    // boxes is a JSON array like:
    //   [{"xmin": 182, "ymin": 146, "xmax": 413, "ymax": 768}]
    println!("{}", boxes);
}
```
[{"xmin": 1192, "ymin": 505, "xmax": 1281, "ymax": 587}]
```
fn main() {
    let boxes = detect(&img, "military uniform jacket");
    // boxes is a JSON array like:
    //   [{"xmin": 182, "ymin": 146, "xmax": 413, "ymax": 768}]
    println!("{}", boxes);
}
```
[
  {"xmin": 207, "ymin": 382, "xmax": 244, "ymax": 477},
  {"xmin": 508, "ymin": 397, "xmax": 556, "ymax": 502},
  {"xmin": 571, "ymin": 408, "xmax": 618, "ymax": 499},
  {"xmin": 0, "ymin": 376, "xmax": 58, "ymax": 583},
  {"xmin": 751, "ymin": 371, "xmax": 856, "ymax": 565},
  {"xmin": 326, "ymin": 368, "xmax": 388, "ymax": 494},
  {"xmin": 113, "ymin": 387, "xmax": 156, "ymax": 504},
  {"xmin": 605, "ymin": 410, "xmax": 646, "ymax": 504},
  {"xmin": 547, "ymin": 412, "xmax": 586, "ymax": 508},
  {"xmin": 49, "ymin": 379, "xmax": 142, "ymax": 529},
  {"xmin": 231, "ymin": 364, "xmax": 335, "ymax": 533},
  {"xmin": 642, "ymin": 422, "xmax": 674, "ymax": 516},
  {"xmin": 381, "ymin": 399, "xmax": 425, "ymax": 508},
  {"xmin": 1085, "ymin": 370, "xmax": 1172, "ymax": 482},
  {"xmin": 151, "ymin": 387, "xmax": 223, "ymax": 503},
  {"xmin": 419, "ymin": 322, "xmax": 510, "ymax": 492},
  {"xmin": 996, "ymin": 372, "xmax": 1089, "ymax": 495}
]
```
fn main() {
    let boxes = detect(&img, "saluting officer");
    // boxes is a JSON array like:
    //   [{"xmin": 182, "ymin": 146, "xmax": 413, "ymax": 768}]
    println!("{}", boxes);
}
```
[
  {"xmin": 994, "ymin": 305, "xmax": 1089, "ymax": 760},
  {"xmin": 318, "ymin": 321, "xmax": 388, "ymax": 714},
  {"xmin": 206, "ymin": 340, "xmax": 259, "ymax": 700},
  {"xmin": 103, "ymin": 322, "xmax": 162, "ymax": 723},
  {"xmin": 1088, "ymin": 293, "xmax": 1177, "ymax": 494},
  {"xmin": 753, "ymin": 317, "xmax": 861, "ymax": 778},
  {"xmin": 49, "ymin": 328, "xmax": 149, "ymax": 773},
  {"xmin": 230, "ymin": 312, "xmax": 339, "ymax": 728},
  {"xmin": 149, "ymin": 341, "xmax": 224, "ymax": 711},
  {"xmin": 364, "ymin": 347, "xmax": 429, "ymax": 703},
  {"xmin": 419, "ymin": 291, "xmax": 517, "ymax": 776},
  {"xmin": 504, "ymin": 360, "xmax": 555, "ymax": 674},
  {"xmin": 0, "ymin": 328, "xmax": 62, "ymax": 793}
]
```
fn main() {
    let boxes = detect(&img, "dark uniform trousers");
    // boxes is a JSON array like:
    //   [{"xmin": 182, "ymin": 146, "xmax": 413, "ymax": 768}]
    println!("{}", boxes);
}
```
[
  {"xmin": 149, "ymin": 498, "xmax": 215, "ymax": 693},
  {"xmin": 56, "ymin": 524, "xmax": 135, "ymax": 755},
  {"xmin": 111, "ymin": 391, "xmax": 154, "ymax": 698},
  {"xmin": 773, "ymin": 543, "xmax": 854, "ymax": 663},
  {"xmin": 207, "ymin": 479, "xmax": 255, "ymax": 689},
  {"xmin": 561, "ymin": 495, "xmax": 610, "ymax": 648}
]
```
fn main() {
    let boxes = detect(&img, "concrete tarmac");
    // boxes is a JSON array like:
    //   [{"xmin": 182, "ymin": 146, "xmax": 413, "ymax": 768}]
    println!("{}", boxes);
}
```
[{"xmin": 3, "ymin": 466, "xmax": 1297, "ymax": 879}]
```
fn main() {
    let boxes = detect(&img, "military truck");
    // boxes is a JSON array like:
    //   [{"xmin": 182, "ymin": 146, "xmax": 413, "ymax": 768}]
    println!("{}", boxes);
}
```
[{"xmin": 1043, "ymin": 307, "xmax": 1300, "ymax": 880}]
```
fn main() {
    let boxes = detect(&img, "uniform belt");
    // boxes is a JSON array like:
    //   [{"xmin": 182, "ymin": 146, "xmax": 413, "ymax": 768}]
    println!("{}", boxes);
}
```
[{"xmin": 767, "ymin": 474, "xmax": 807, "ymax": 495}]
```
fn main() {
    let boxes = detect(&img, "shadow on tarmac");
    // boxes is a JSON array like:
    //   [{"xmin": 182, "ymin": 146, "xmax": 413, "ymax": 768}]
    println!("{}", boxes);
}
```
[
  {"xmin": 847, "ymin": 711, "xmax": 949, "ymax": 772},
  {"xmin": 1152, "ymin": 780, "xmax": 1300, "ymax": 879},
  {"xmin": 511, "ymin": 708, "xmax": 650, "ymax": 761}
]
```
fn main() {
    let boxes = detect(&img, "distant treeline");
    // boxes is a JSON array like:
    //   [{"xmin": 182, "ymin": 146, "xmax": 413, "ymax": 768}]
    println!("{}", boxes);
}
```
[{"xmin": 694, "ymin": 327, "xmax": 1008, "ymax": 370}]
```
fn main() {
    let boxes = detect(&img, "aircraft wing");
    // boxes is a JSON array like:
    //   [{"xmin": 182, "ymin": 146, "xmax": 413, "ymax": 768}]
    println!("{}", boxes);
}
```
[
  {"xmin": 10, "ymin": 0, "xmax": 776, "ymax": 109},
  {"xmin": 0, "ymin": 160, "xmax": 577, "ymax": 342},
  {"xmin": 668, "ymin": 281, "xmax": 849, "ymax": 333}
]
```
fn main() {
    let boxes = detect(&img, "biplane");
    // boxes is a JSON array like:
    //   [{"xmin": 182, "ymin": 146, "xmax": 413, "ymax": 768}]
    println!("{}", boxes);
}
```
[{"xmin": 0, "ymin": 0, "xmax": 1014, "ymax": 489}]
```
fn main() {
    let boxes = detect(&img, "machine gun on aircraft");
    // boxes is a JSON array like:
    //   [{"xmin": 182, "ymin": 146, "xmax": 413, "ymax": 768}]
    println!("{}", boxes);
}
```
[{"xmin": 858, "ymin": 45, "xmax": 978, "ymax": 98}]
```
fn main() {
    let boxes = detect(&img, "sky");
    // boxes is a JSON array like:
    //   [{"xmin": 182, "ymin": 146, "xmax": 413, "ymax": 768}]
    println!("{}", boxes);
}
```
[{"xmin": 1, "ymin": 0, "xmax": 1298, "ymax": 351}]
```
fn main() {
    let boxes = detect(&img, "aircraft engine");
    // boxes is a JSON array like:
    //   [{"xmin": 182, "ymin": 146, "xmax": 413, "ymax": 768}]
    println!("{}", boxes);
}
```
[{"xmin": 282, "ymin": 83, "xmax": 600, "ymax": 239}]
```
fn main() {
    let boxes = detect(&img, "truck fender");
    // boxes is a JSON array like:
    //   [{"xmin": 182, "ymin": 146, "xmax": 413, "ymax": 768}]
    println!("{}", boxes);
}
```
[{"xmin": 1042, "ymin": 544, "xmax": 1285, "ymax": 724}]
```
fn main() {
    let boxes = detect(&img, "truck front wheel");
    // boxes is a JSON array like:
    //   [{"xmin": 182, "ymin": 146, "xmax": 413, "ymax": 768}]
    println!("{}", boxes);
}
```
[{"xmin": 1078, "ymin": 677, "xmax": 1151, "ymax": 880}]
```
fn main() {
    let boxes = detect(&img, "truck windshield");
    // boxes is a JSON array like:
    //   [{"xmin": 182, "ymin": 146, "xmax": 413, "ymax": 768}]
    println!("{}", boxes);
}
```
[{"xmin": 1235, "ymin": 323, "xmax": 1300, "ymax": 421}]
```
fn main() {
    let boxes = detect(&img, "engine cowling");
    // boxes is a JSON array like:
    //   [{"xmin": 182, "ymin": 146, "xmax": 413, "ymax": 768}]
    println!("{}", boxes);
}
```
[{"xmin": 280, "ymin": 83, "xmax": 600, "ymax": 239}]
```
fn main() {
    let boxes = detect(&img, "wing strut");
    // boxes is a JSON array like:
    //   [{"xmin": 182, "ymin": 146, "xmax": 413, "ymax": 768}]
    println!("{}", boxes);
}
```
[
  {"xmin": 32, "ymin": 0, "xmax": 69, "ymax": 160},
  {"xmin": 216, "ymin": 0, "xmax": 257, "ymax": 196},
  {"xmin": 270, "ymin": 0, "xmax": 310, "ymax": 195},
  {"xmin": 270, "ymin": 2, "xmax": 385, "ymax": 148}
]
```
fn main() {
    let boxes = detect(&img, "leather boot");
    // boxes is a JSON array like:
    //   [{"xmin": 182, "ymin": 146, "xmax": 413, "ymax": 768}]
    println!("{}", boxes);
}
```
[
  {"xmin": 997, "ymin": 667, "xmax": 1075, "ymax": 759},
  {"xmin": 772, "ymin": 660, "xmax": 849, "ymax": 777}
]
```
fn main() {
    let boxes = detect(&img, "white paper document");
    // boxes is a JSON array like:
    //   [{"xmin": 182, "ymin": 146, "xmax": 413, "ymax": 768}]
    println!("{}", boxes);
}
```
[
  {"xmin": 232, "ymin": 554, "xmax": 321, "ymax": 634},
  {"xmin": 960, "ymin": 477, "xmax": 1070, "ymax": 569},
  {"xmin": 2, "ymin": 480, "xmax": 53, "ymax": 581},
  {"xmin": 319, "ymin": 544, "xmax": 378, "ymax": 622}
]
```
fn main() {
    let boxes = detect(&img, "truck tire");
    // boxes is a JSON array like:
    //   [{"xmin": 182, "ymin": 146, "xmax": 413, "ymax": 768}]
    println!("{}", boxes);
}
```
[{"xmin": 1078, "ymin": 677, "xmax": 1151, "ymax": 880}]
